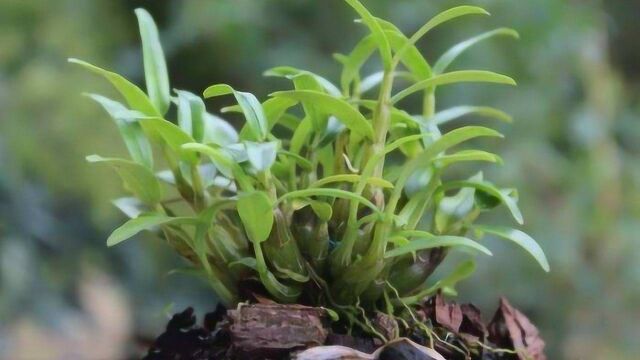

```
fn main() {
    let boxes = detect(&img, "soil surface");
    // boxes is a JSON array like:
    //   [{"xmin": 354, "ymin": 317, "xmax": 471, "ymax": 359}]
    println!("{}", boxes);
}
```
[{"xmin": 141, "ymin": 294, "xmax": 545, "ymax": 360}]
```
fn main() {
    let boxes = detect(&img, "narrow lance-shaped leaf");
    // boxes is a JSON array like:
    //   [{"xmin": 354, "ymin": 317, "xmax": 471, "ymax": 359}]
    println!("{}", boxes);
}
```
[
  {"xmin": 238, "ymin": 97, "xmax": 298, "ymax": 139},
  {"xmin": 438, "ymin": 179, "xmax": 524, "ymax": 224},
  {"xmin": 474, "ymin": 225, "xmax": 550, "ymax": 272},
  {"xmin": 435, "ymin": 150, "xmax": 503, "ymax": 168},
  {"xmin": 135, "ymin": 8, "xmax": 171, "ymax": 115},
  {"xmin": 203, "ymin": 84, "xmax": 268, "ymax": 141},
  {"xmin": 391, "ymin": 70, "xmax": 516, "ymax": 104},
  {"xmin": 136, "ymin": 116, "xmax": 199, "ymax": 164},
  {"xmin": 107, "ymin": 213, "xmax": 196, "ymax": 247},
  {"xmin": 68, "ymin": 58, "xmax": 159, "ymax": 117},
  {"xmin": 264, "ymin": 66, "xmax": 341, "ymax": 96},
  {"xmin": 86, "ymin": 94, "xmax": 153, "ymax": 169},
  {"xmin": 278, "ymin": 188, "xmax": 380, "ymax": 214},
  {"xmin": 344, "ymin": 0, "xmax": 392, "ymax": 70},
  {"xmin": 86, "ymin": 155, "xmax": 162, "ymax": 205},
  {"xmin": 271, "ymin": 90, "xmax": 374, "ymax": 140},
  {"xmin": 387, "ymin": 126, "xmax": 503, "ymax": 214},
  {"xmin": 310, "ymin": 174, "xmax": 394, "ymax": 189},
  {"xmin": 433, "ymin": 28, "xmax": 519, "ymax": 74},
  {"xmin": 429, "ymin": 106, "xmax": 512, "ymax": 125},
  {"xmin": 393, "ymin": 6, "xmax": 490, "ymax": 64},
  {"xmin": 385, "ymin": 234, "xmax": 492, "ymax": 258},
  {"xmin": 175, "ymin": 90, "xmax": 205, "ymax": 142}
]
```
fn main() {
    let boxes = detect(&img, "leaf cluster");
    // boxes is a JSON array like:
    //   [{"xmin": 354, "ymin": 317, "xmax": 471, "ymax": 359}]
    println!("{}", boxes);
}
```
[{"xmin": 72, "ymin": 2, "xmax": 548, "ymax": 328}]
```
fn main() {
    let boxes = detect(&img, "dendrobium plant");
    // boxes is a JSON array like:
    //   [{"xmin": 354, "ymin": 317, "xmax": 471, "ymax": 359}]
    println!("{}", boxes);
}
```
[{"xmin": 72, "ymin": 1, "xmax": 548, "ymax": 338}]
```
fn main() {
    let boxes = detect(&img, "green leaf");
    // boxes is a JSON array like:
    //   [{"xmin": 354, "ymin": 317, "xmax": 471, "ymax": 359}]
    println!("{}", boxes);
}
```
[
  {"xmin": 439, "ymin": 179, "xmax": 523, "ymax": 224},
  {"xmin": 203, "ymin": 113, "xmax": 239, "ymax": 146},
  {"xmin": 107, "ymin": 214, "xmax": 196, "ymax": 247},
  {"xmin": 430, "ymin": 106, "xmax": 512, "ymax": 125},
  {"xmin": 175, "ymin": 90, "xmax": 205, "ymax": 142},
  {"xmin": 435, "ymin": 185, "xmax": 476, "ymax": 233},
  {"xmin": 263, "ymin": 97, "xmax": 299, "ymax": 131},
  {"xmin": 181, "ymin": 143, "xmax": 249, "ymax": 185},
  {"xmin": 309, "ymin": 200, "xmax": 333, "ymax": 222},
  {"xmin": 264, "ymin": 66, "xmax": 341, "ymax": 97},
  {"xmin": 391, "ymin": 70, "xmax": 516, "ymax": 104},
  {"xmin": 394, "ymin": 6, "xmax": 490, "ymax": 63},
  {"xmin": 135, "ymin": 8, "xmax": 171, "ymax": 115},
  {"xmin": 344, "ymin": 0, "xmax": 392, "ymax": 70},
  {"xmin": 137, "ymin": 117, "xmax": 198, "ymax": 164},
  {"xmin": 86, "ymin": 155, "xmax": 162, "ymax": 204},
  {"xmin": 237, "ymin": 191, "xmax": 274, "ymax": 244},
  {"xmin": 436, "ymin": 150, "xmax": 502, "ymax": 168},
  {"xmin": 434, "ymin": 28, "xmax": 519, "ymax": 74},
  {"xmin": 376, "ymin": 20, "xmax": 431, "ymax": 79},
  {"xmin": 385, "ymin": 232, "xmax": 492, "ymax": 258},
  {"xmin": 86, "ymin": 94, "xmax": 153, "ymax": 169},
  {"xmin": 411, "ymin": 126, "xmax": 503, "ymax": 172},
  {"xmin": 68, "ymin": 58, "xmax": 159, "ymax": 117},
  {"xmin": 204, "ymin": 84, "xmax": 268, "ymax": 141},
  {"xmin": 271, "ymin": 90, "xmax": 374, "ymax": 140},
  {"xmin": 279, "ymin": 150, "xmax": 313, "ymax": 171},
  {"xmin": 310, "ymin": 174, "xmax": 394, "ymax": 189},
  {"xmin": 278, "ymin": 188, "xmax": 380, "ymax": 214},
  {"xmin": 474, "ymin": 225, "xmax": 550, "ymax": 272},
  {"xmin": 245, "ymin": 141, "xmax": 279, "ymax": 172}
]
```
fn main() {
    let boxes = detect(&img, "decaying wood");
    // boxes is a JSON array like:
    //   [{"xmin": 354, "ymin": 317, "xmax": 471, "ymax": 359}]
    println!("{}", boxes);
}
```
[{"xmin": 228, "ymin": 303, "xmax": 329, "ymax": 358}]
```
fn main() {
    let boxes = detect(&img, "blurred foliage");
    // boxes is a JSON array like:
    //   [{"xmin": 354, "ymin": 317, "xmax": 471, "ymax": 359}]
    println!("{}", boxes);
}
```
[{"xmin": 1, "ymin": 0, "xmax": 639, "ymax": 358}]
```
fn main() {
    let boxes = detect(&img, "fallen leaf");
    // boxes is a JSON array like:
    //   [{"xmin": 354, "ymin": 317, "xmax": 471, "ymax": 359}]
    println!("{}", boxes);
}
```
[{"xmin": 488, "ymin": 297, "xmax": 546, "ymax": 360}]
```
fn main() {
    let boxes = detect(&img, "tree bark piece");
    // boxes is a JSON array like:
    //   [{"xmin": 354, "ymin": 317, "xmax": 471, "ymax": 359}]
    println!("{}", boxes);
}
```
[
  {"xmin": 228, "ymin": 303, "xmax": 329, "ymax": 359},
  {"xmin": 488, "ymin": 297, "xmax": 546, "ymax": 360}
]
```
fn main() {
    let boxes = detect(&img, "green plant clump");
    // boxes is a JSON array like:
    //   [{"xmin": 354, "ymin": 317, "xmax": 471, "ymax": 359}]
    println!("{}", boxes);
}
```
[{"xmin": 72, "ymin": 1, "xmax": 548, "ymax": 335}]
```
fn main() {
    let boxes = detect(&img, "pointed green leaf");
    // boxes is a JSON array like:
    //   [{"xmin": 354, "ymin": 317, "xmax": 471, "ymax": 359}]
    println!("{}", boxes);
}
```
[
  {"xmin": 474, "ymin": 225, "xmax": 549, "ymax": 272},
  {"xmin": 344, "ymin": 0, "xmax": 392, "ymax": 70},
  {"xmin": 245, "ymin": 141, "xmax": 279, "ymax": 172},
  {"xmin": 439, "ymin": 179, "xmax": 524, "ymax": 224},
  {"xmin": 68, "ymin": 58, "xmax": 159, "ymax": 116},
  {"xmin": 310, "ymin": 174, "xmax": 394, "ymax": 189},
  {"xmin": 203, "ymin": 113, "xmax": 239, "ymax": 146},
  {"xmin": 203, "ymin": 84, "xmax": 268, "ymax": 140},
  {"xmin": 135, "ymin": 8, "xmax": 171, "ymax": 115},
  {"xmin": 385, "ymin": 234, "xmax": 492, "ymax": 259},
  {"xmin": 107, "ymin": 214, "xmax": 196, "ymax": 247},
  {"xmin": 137, "ymin": 117, "xmax": 198, "ymax": 164},
  {"xmin": 394, "ymin": 6, "xmax": 490, "ymax": 63},
  {"xmin": 391, "ymin": 70, "xmax": 516, "ymax": 104},
  {"xmin": 264, "ymin": 66, "xmax": 341, "ymax": 96},
  {"xmin": 237, "ymin": 191, "xmax": 274, "ymax": 244},
  {"xmin": 430, "ymin": 106, "xmax": 512, "ymax": 125},
  {"xmin": 278, "ymin": 188, "xmax": 380, "ymax": 214},
  {"xmin": 271, "ymin": 90, "xmax": 373, "ymax": 140},
  {"xmin": 86, "ymin": 94, "xmax": 153, "ymax": 169},
  {"xmin": 175, "ymin": 90, "xmax": 205, "ymax": 142},
  {"xmin": 436, "ymin": 150, "xmax": 502, "ymax": 168},
  {"xmin": 86, "ymin": 155, "xmax": 162, "ymax": 204},
  {"xmin": 434, "ymin": 28, "xmax": 519, "ymax": 74}
]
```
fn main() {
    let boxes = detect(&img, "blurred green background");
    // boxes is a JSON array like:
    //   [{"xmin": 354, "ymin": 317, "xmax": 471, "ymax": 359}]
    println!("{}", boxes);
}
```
[{"xmin": 1, "ymin": 0, "xmax": 639, "ymax": 358}]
